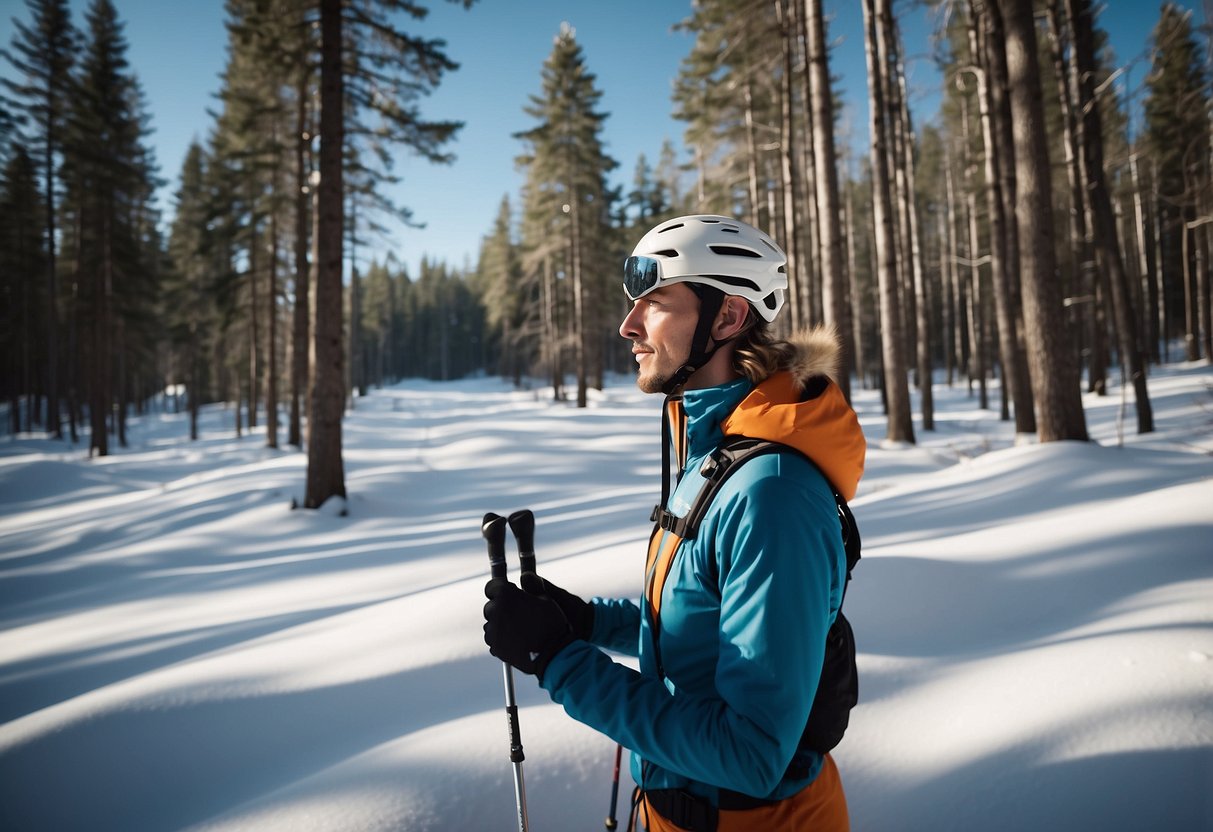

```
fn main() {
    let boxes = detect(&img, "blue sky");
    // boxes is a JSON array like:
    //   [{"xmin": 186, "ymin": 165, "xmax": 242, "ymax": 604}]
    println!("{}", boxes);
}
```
[{"xmin": 1, "ymin": 0, "xmax": 1204, "ymax": 278}]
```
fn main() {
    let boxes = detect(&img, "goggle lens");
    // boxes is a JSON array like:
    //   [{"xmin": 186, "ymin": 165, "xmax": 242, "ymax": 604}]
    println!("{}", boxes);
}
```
[{"xmin": 623, "ymin": 256, "xmax": 661, "ymax": 300}]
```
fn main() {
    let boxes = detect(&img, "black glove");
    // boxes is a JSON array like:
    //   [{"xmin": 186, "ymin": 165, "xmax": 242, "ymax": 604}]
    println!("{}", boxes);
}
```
[
  {"xmin": 520, "ymin": 572, "xmax": 595, "ymax": 642},
  {"xmin": 483, "ymin": 578, "xmax": 574, "ymax": 680}
]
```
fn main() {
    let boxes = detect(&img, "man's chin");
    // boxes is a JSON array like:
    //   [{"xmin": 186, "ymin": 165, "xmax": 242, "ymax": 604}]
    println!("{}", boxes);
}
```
[{"xmin": 636, "ymin": 371, "xmax": 667, "ymax": 395}]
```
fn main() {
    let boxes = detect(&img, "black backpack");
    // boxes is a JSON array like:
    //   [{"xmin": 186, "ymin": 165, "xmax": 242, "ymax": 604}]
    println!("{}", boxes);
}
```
[{"xmin": 651, "ymin": 435, "xmax": 860, "ymax": 770}]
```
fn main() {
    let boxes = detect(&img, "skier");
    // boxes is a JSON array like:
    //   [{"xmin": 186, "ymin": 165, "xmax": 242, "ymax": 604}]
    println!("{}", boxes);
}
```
[{"xmin": 483, "ymin": 214, "xmax": 866, "ymax": 831}]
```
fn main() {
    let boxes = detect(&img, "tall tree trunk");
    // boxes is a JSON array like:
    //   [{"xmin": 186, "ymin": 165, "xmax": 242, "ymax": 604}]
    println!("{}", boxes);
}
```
[
  {"xmin": 863, "ymin": 0, "xmax": 915, "ymax": 443},
  {"xmin": 1065, "ymin": 0, "xmax": 1153, "ymax": 432},
  {"xmin": 348, "ymin": 197, "xmax": 361, "ymax": 405},
  {"xmin": 1045, "ymin": 0, "xmax": 1098, "ymax": 393},
  {"xmin": 1203, "ymin": 213, "xmax": 1213, "ymax": 363},
  {"xmin": 1154, "ymin": 167, "xmax": 1171, "ymax": 362},
  {"xmin": 305, "ymin": 0, "xmax": 347, "ymax": 508},
  {"xmin": 743, "ymin": 76, "xmax": 761, "ymax": 227},
  {"xmin": 1130, "ymin": 153, "xmax": 1161, "ymax": 362},
  {"xmin": 884, "ymin": 21, "xmax": 915, "ymax": 367},
  {"xmin": 807, "ymin": 0, "xmax": 851, "ymax": 398},
  {"xmin": 844, "ymin": 181, "xmax": 866, "ymax": 386},
  {"xmin": 116, "ymin": 316, "xmax": 127, "ymax": 447},
  {"xmin": 893, "ymin": 49, "xmax": 932, "ymax": 429},
  {"xmin": 68, "ymin": 217, "xmax": 80, "ymax": 444},
  {"xmin": 944, "ymin": 141, "xmax": 964, "ymax": 387},
  {"xmin": 266, "ymin": 190, "xmax": 280, "ymax": 448},
  {"xmin": 571, "ymin": 187, "xmax": 587, "ymax": 408},
  {"xmin": 44, "ymin": 124, "xmax": 61, "ymax": 438},
  {"xmin": 289, "ymin": 78, "xmax": 310, "ymax": 449},
  {"xmin": 1001, "ymin": 0, "xmax": 1089, "ymax": 441},
  {"xmin": 965, "ymin": 186, "xmax": 988, "ymax": 409},
  {"xmin": 795, "ymin": 0, "xmax": 819, "ymax": 327},
  {"xmin": 958, "ymin": 86, "xmax": 988, "ymax": 408},
  {"xmin": 973, "ymin": 3, "xmax": 1032, "ymax": 431},
  {"xmin": 776, "ymin": 0, "xmax": 802, "ymax": 330},
  {"xmin": 543, "ymin": 255, "xmax": 561, "ymax": 401},
  {"xmin": 91, "ymin": 208, "xmax": 111, "ymax": 457},
  {"xmin": 248, "ymin": 221, "xmax": 260, "ymax": 429},
  {"xmin": 188, "ymin": 322, "xmax": 199, "ymax": 441},
  {"xmin": 975, "ymin": 3, "xmax": 1033, "ymax": 434}
]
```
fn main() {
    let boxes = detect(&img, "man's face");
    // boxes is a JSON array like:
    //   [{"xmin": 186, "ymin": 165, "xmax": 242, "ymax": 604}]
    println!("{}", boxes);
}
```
[{"xmin": 618, "ymin": 282, "xmax": 700, "ymax": 394}]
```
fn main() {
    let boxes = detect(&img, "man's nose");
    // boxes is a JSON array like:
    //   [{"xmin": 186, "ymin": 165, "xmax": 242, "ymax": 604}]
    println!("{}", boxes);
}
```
[{"xmin": 619, "ymin": 303, "xmax": 643, "ymax": 340}]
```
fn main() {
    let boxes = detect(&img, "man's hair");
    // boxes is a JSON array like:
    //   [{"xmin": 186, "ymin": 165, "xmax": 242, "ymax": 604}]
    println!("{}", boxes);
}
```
[{"xmin": 731, "ymin": 310, "xmax": 795, "ymax": 384}]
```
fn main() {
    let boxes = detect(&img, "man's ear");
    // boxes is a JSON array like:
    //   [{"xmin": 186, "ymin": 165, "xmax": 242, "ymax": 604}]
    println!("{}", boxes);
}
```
[{"xmin": 713, "ymin": 296, "xmax": 750, "ymax": 340}]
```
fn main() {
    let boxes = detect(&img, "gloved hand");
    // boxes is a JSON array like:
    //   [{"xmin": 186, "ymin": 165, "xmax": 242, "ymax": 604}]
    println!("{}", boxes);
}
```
[
  {"xmin": 483, "ymin": 578, "xmax": 574, "ymax": 680},
  {"xmin": 520, "ymin": 572, "xmax": 595, "ymax": 642}
]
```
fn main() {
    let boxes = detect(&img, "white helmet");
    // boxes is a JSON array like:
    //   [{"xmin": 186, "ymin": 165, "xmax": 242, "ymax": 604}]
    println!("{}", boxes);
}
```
[{"xmin": 623, "ymin": 214, "xmax": 788, "ymax": 322}]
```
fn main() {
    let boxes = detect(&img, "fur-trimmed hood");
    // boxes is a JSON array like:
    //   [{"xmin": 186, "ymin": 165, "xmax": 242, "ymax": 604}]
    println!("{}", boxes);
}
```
[
  {"xmin": 721, "ymin": 325, "xmax": 866, "ymax": 500},
  {"xmin": 784, "ymin": 325, "xmax": 843, "ymax": 390}
]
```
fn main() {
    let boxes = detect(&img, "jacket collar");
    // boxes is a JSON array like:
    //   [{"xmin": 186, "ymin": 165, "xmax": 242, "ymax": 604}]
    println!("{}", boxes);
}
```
[{"xmin": 677, "ymin": 376, "xmax": 753, "ymax": 465}]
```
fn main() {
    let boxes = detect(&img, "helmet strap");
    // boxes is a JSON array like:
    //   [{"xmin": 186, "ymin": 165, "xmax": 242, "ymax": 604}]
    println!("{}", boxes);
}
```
[{"xmin": 661, "ymin": 285, "xmax": 726, "ymax": 395}]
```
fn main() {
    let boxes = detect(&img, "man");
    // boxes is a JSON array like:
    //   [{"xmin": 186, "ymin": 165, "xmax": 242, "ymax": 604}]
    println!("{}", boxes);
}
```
[{"xmin": 483, "ymin": 215, "xmax": 866, "ymax": 831}]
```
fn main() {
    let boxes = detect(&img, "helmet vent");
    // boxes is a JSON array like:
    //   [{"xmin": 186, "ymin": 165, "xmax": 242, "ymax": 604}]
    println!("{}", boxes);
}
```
[
  {"xmin": 709, "ymin": 245, "xmax": 762, "ymax": 258},
  {"xmin": 657, "ymin": 223, "xmax": 685, "ymax": 234},
  {"xmin": 700, "ymin": 273, "xmax": 762, "ymax": 291},
  {"xmin": 654, "ymin": 249, "xmax": 678, "ymax": 257}
]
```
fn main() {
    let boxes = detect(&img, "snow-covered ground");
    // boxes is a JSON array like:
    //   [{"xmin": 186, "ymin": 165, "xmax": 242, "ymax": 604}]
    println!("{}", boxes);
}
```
[{"xmin": 1, "ymin": 363, "xmax": 1211, "ymax": 831}]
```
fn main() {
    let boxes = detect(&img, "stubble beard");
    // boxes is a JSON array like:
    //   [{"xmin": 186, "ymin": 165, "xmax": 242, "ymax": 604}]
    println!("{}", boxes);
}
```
[
  {"xmin": 636, "ymin": 370, "xmax": 668, "ymax": 395},
  {"xmin": 635, "ymin": 347, "xmax": 689, "ymax": 395}
]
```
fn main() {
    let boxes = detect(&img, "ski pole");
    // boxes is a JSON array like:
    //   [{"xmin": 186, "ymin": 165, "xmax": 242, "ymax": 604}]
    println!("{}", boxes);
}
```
[
  {"xmin": 507, "ymin": 509, "xmax": 536, "ymax": 580},
  {"xmin": 605, "ymin": 742, "xmax": 623, "ymax": 830},
  {"xmin": 483, "ymin": 512, "xmax": 530, "ymax": 832}
]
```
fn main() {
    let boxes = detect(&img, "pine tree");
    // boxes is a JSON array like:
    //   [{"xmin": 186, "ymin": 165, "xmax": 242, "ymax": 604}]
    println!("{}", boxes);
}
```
[
  {"xmin": 307, "ymin": 0, "xmax": 348, "ymax": 506},
  {"xmin": 212, "ymin": 0, "xmax": 323, "ymax": 447},
  {"xmin": 1000, "ymin": 0, "xmax": 1089, "ymax": 441},
  {"xmin": 358, "ymin": 257, "xmax": 398, "ymax": 387},
  {"xmin": 1143, "ymin": 3, "xmax": 1210, "ymax": 362},
  {"xmin": 0, "ymin": 147, "xmax": 46, "ymax": 433},
  {"xmin": 673, "ymin": 0, "xmax": 779, "ymax": 222},
  {"xmin": 806, "ymin": 0, "xmax": 850, "ymax": 399},
  {"xmin": 1, "ymin": 0, "xmax": 77, "ymax": 437},
  {"xmin": 304, "ymin": 0, "xmax": 475, "ymax": 508},
  {"xmin": 477, "ymin": 195, "xmax": 526, "ymax": 384},
  {"xmin": 166, "ymin": 142, "xmax": 219, "ymax": 441},
  {"xmin": 971, "ymin": 0, "xmax": 1035, "ymax": 434},
  {"xmin": 61, "ymin": 0, "xmax": 161, "ymax": 456},
  {"xmin": 515, "ymin": 23, "xmax": 617, "ymax": 407},
  {"xmin": 1065, "ymin": 0, "xmax": 1153, "ymax": 432},
  {"xmin": 863, "ymin": 0, "xmax": 915, "ymax": 444}
]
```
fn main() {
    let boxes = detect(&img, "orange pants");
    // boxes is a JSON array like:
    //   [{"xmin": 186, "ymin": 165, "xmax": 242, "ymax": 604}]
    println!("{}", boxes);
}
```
[{"xmin": 640, "ymin": 754, "xmax": 849, "ymax": 832}]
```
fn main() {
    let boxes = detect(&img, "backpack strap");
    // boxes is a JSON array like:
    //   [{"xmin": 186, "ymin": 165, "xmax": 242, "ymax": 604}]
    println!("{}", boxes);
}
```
[
  {"xmin": 652, "ymin": 435, "xmax": 785, "ymax": 540},
  {"xmin": 652, "ymin": 434, "xmax": 860, "ymax": 583}
]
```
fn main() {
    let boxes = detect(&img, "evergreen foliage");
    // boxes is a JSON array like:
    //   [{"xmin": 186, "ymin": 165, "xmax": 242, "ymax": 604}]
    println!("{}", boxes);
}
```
[
  {"xmin": 514, "ymin": 23, "xmax": 617, "ymax": 406},
  {"xmin": 1, "ymin": 0, "xmax": 77, "ymax": 437},
  {"xmin": 0, "ymin": 147, "xmax": 46, "ymax": 432}
]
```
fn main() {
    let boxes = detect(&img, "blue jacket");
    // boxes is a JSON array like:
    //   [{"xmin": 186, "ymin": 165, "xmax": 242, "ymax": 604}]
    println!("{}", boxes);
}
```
[{"xmin": 541, "ymin": 336, "xmax": 866, "ymax": 804}]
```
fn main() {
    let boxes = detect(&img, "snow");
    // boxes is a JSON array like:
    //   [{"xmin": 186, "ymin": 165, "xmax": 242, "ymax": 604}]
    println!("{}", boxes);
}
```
[{"xmin": 1, "ymin": 363, "xmax": 1211, "ymax": 832}]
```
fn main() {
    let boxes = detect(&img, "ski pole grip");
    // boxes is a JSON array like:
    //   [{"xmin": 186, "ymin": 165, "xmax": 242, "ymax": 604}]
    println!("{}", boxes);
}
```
[
  {"xmin": 507, "ymin": 509, "xmax": 536, "ymax": 576},
  {"xmin": 483, "ymin": 513, "xmax": 508, "ymax": 580}
]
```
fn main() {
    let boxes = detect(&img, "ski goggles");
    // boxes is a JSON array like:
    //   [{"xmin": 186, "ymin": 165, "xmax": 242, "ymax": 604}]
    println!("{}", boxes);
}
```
[{"xmin": 623, "ymin": 255, "xmax": 663, "ymax": 300}]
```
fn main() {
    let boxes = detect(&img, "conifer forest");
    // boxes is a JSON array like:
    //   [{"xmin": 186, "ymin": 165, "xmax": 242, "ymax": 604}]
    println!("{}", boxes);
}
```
[{"xmin": 2, "ymin": 0, "xmax": 1210, "ymax": 509}]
